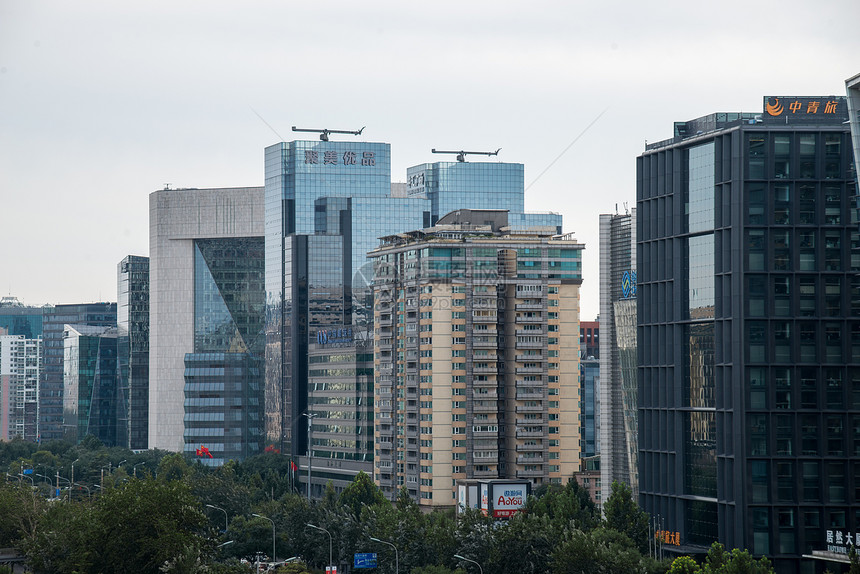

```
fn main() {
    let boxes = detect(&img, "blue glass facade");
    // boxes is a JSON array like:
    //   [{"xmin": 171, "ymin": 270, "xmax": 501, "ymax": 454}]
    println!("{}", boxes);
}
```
[
  {"xmin": 580, "ymin": 357, "xmax": 599, "ymax": 458},
  {"xmin": 0, "ymin": 300, "xmax": 42, "ymax": 339},
  {"xmin": 406, "ymin": 161, "xmax": 562, "ymax": 233},
  {"xmin": 183, "ymin": 237, "xmax": 265, "ymax": 463},
  {"xmin": 265, "ymin": 140, "xmax": 427, "ymax": 457},
  {"xmin": 62, "ymin": 326, "xmax": 120, "ymax": 446}
]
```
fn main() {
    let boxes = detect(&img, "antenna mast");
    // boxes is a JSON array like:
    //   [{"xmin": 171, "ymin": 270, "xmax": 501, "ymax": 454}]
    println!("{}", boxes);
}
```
[
  {"xmin": 291, "ymin": 126, "xmax": 365, "ymax": 142},
  {"xmin": 431, "ymin": 148, "xmax": 501, "ymax": 162}
]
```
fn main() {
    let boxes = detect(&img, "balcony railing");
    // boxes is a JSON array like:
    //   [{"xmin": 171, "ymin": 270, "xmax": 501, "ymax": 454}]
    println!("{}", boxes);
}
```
[
  {"xmin": 517, "ymin": 455, "xmax": 545, "ymax": 464},
  {"xmin": 516, "ymin": 469, "xmax": 545, "ymax": 478},
  {"xmin": 515, "ymin": 405, "xmax": 544, "ymax": 413}
]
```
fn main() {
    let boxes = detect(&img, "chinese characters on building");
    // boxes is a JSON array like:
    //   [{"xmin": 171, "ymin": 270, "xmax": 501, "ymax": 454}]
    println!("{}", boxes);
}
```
[
  {"xmin": 826, "ymin": 530, "xmax": 860, "ymax": 554},
  {"xmin": 765, "ymin": 97, "xmax": 841, "ymax": 117},
  {"xmin": 655, "ymin": 530, "xmax": 681, "ymax": 546},
  {"xmin": 317, "ymin": 327, "xmax": 354, "ymax": 345},
  {"xmin": 407, "ymin": 172, "xmax": 426, "ymax": 188},
  {"xmin": 304, "ymin": 150, "xmax": 375, "ymax": 166}
]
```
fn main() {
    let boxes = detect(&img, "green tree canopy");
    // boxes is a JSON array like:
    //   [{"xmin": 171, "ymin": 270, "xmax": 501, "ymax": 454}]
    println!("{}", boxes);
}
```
[
  {"xmin": 702, "ymin": 543, "xmax": 774, "ymax": 574},
  {"xmin": 551, "ymin": 527, "xmax": 645, "ymax": 574},
  {"xmin": 525, "ymin": 476, "xmax": 599, "ymax": 532},
  {"xmin": 603, "ymin": 480, "xmax": 650, "ymax": 554},
  {"xmin": 339, "ymin": 471, "xmax": 387, "ymax": 517}
]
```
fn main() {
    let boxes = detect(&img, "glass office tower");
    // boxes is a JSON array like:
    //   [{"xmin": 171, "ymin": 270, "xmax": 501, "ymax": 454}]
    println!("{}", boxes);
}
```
[
  {"xmin": 406, "ymin": 161, "xmax": 562, "ymax": 233},
  {"xmin": 637, "ymin": 97, "xmax": 858, "ymax": 573},
  {"xmin": 598, "ymin": 212, "xmax": 638, "ymax": 495},
  {"xmin": 41, "ymin": 303, "xmax": 117, "ymax": 442},
  {"xmin": 182, "ymin": 237, "xmax": 265, "ymax": 465},
  {"xmin": 63, "ymin": 325, "xmax": 120, "ymax": 446},
  {"xmin": 0, "ymin": 297, "xmax": 43, "ymax": 339},
  {"xmin": 264, "ymin": 140, "xmax": 428, "ymax": 462},
  {"xmin": 117, "ymin": 255, "xmax": 149, "ymax": 450}
]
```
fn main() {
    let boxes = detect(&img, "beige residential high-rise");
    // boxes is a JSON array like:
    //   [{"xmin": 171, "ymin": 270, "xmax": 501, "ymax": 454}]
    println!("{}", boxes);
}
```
[{"xmin": 370, "ymin": 209, "xmax": 584, "ymax": 507}]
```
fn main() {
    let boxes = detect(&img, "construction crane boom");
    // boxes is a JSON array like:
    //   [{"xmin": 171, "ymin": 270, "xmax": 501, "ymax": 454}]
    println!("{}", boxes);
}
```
[
  {"xmin": 291, "ymin": 126, "xmax": 365, "ymax": 141},
  {"xmin": 431, "ymin": 148, "xmax": 501, "ymax": 162}
]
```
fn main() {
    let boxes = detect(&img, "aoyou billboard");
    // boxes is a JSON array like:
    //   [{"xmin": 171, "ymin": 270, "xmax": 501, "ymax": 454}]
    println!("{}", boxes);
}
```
[{"xmin": 491, "ymin": 483, "xmax": 528, "ymax": 518}]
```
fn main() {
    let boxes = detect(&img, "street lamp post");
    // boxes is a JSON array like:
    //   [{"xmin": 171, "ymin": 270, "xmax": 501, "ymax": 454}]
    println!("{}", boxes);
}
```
[
  {"xmin": 117, "ymin": 460, "xmax": 127, "ymax": 469},
  {"xmin": 253, "ymin": 513, "xmax": 276, "ymax": 564},
  {"xmin": 133, "ymin": 462, "xmax": 144, "ymax": 478},
  {"xmin": 100, "ymin": 464, "xmax": 112, "ymax": 489},
  {"xmin": 74, "ymin": 482, "xmax": 91, "ymax": 499},
  {"xmin": 454, "ymin": 554, "xmax": 483, "ymax": 574},
  {"xmin": 55, "ymin": 474, "xmax": 70, "ymax": 501},
  {"xmin": 370, "ymin": 537, "xmax": 398, "ymax": 574},
  {"xmin": 206, "ymin": 504, "xmax": 229, "ymax": 532},
  {"xmin": 306, "ymin": 523, "xmax": 333, "ymax": 570},
  {"xmin": 71, "ymin": 458, "xmax": 80, "ymax": 487}
]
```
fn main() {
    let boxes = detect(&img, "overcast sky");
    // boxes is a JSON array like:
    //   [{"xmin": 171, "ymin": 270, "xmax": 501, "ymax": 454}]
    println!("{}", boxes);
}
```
[{"xmin": 1, "ymin": 1, "xmax": 858, "ymax": 321}]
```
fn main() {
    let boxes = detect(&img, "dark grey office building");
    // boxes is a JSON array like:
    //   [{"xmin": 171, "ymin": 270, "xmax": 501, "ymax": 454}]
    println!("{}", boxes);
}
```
[
  {"xmin": 637, "ymin": 96, "xmax": 858, "ymax": 573},
  {"xmin": 41, "ymin": 303, "xmax": 117, "ymax": 442}
]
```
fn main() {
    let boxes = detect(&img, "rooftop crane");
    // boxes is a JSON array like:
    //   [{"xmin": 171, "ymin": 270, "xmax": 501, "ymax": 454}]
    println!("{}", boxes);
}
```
[
  {"xmin": 431, "ymin": 148, "xmax": 501, "ymax": 162},
  {"xmin": 291, "ymin": 126, "xmax": 365, "ymax": 141}
]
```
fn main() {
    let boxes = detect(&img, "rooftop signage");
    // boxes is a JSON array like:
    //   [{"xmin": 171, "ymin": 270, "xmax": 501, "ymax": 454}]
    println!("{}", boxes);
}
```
[{"xmin": 763, "ymin": 96, "xmax": 848, "ymax": 122}]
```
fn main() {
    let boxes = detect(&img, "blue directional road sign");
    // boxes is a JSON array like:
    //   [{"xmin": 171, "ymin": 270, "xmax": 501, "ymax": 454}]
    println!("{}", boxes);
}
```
[{"xmin": 354, "ymin": 553, "xmax": 378, "ymax": 568}]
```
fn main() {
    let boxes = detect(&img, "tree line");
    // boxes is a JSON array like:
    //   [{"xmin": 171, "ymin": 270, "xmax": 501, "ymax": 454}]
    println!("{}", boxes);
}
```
[{"xmin": 0, "ymin": 437, "xmax": 779, "ymax": 574}]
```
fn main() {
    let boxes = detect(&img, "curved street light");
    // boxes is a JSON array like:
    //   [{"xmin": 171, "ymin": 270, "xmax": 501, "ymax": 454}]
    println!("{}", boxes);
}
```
[
  {"xmin": 370, "ymin": 537, "xmax": 398, "ymax": 574},
  {"xmin": 35, "ymin": 473, "xmax": 53, "ymax": 486},
  {"xmin": 133, "ymin": 462, "xmax": 145, "ymax": 478},
  {"xmin": 253, "ymin": 513, "xmax": 276, "ymax": 563},
  {"xmin": 306, "ymin": 523, "xmax": 333, "ymax": 570},
  {"xmin": 206, "ymin": 504, "xmax": 229, "ymax": 532},
  {"xmin": 454, "ymin": 554, "xmax": 484, "ymax": 574}
]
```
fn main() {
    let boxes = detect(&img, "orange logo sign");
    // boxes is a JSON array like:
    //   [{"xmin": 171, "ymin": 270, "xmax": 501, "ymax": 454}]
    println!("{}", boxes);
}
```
[{"xmin": 766, "ymin": 98, "xmax": 784, "ymax": 116}]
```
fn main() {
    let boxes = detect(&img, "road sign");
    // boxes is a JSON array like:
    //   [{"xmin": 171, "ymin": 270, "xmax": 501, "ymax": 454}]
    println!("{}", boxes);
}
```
[{"xmin": 354, "ymin": 553, "xmax": 378, "ymax": 568}]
